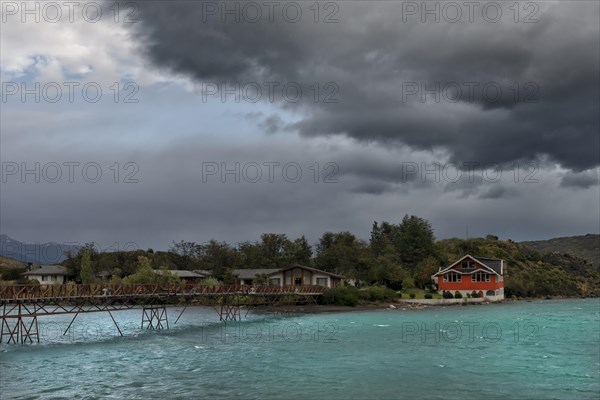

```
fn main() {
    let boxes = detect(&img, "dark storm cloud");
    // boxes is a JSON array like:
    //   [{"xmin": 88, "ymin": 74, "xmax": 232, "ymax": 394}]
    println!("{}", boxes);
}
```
[
  {"xmin": 560, "ymin": 170, "xmax": 600, "ymax": 189},
  {"xmin": 477, "ymin": 186, "xmax": 519, "ymax": 200},
  {"xmin": 350, "ymin": 181, "xmax": 394, "ymax": 195},
  {"xmin": 112, "ymin": 0, "xmax": 599, "ymax": 171}
]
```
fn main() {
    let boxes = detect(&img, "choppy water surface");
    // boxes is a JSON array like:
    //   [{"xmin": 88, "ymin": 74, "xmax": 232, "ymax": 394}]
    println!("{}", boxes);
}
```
[{"xmin": 1, "ymin": 299, "xmax": 598, "ymax": 399}]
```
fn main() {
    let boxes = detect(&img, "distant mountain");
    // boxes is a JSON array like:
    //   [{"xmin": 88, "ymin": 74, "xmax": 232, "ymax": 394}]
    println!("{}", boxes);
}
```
[
  {"xmin": 0, "ymin": 234, "xmax": 80, "ymax": 265},
  {"xmin": 521, "ymin": 234, "xmax": 600, "ymax": 270}
]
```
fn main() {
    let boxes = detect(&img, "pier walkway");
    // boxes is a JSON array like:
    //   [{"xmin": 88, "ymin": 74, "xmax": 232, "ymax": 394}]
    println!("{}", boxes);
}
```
[{"xmin": 0, "ymin": 284, "xmax": 324, "ymax": 344}]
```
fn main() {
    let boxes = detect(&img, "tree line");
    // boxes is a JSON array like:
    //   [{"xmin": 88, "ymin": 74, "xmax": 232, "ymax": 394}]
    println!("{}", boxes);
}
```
[
  {"xmin": 57, "ymin": 215, "xmax": 600, "ymax": 297},
  {"xmin": 63, "ymin": 215, "xmax": 439, "ymax": 289}
]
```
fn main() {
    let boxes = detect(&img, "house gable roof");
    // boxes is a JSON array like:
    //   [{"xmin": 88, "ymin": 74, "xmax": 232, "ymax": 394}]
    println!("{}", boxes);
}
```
[
  {"xmin": 22, "ymin": 265, "xmax": 68, "ymax": 276},
  {"xmin": 433, "ymin": 255, "xmax": 503, "ymax": 277},
  {"xmin": 232, "ymin": 265, "xmax": 345, "ymax": 280},
  {"xmin": 278, "ymin": 264, "xmax": 346, "ymax": 279},
  {"xmin": 474, "ymin": 257, "xmax": 503, "ymax": 275},
  {"xmin": 232, "ymin": 269, "xmax": 281, "ymax": 280},
  {"xmin": 154, "ymin": 270, "xmax": 205, "ymax": 279}
]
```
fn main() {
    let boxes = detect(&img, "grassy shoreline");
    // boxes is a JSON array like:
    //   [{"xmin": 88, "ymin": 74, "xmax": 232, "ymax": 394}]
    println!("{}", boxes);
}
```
[{"xmin": 250, "ymin": 296, "xmax": 599, "ymax": 315}]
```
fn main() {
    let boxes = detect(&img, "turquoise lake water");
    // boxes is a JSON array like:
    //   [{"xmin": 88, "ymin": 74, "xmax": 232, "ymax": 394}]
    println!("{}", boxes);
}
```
[{"xmin": 1, "ymin": 299, "xmax": 598, "ymax": 399}]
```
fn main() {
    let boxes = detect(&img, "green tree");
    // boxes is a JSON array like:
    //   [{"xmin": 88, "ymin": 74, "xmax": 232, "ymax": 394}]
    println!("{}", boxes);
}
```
[
  {"xmin": 397, "ymin": 215, "xmax": 435, "ymax": 269},
  {"xmin": 259, "ymin": 233, "xmax": 295, "ymax": 268},
  {"xmin": 169, "ymin": 240, "xmax": 200, "ymax": 270},
  {"xmin": 157, "ymin": 266, "xmax": 181, "ymax": 285},
  {"xmin": 80, "ymin": 248, "xmax": 94, "ymax": 284},
  {"xmin": 315, "ymin": 231, "xmax": 367, "ymax": 278},
  {"xmin": 110, "ymin": 268, "xmax": 122, "ymax": 285},
  {"xmin": 199, "ymin": 240, "xmax": 239, "ymax": 278},
  {"xmin": 293, "ymin": 235, "xmax": 313, "ymax": 265},
  {"xmin": 64, "ymin": 242, "xmax": 98, "ymax": 279},
  {"xmin": 370, "ymin": 221, "xmax": 400, "ymax": 257},
  {"xmin": 122, "ymin": 256, "xmax": 157, "ymax": 285},
  {"xmin": 63, "ymin": 248, "xmax": 79, "ymax": 279},
  {"xmin": 368, "ymin": 253, "xmax": 407, "ymax": 289},
  {"xmin": 237, "ymin": 241, "xmax": 264, "ymax": 268},
  {"xmin": 402, "ymin": 276, "xmax": 416, "ymax": 290},
  {"xmin": 414, "ymin": 256, "xmax": 440, "ymax": 289}
]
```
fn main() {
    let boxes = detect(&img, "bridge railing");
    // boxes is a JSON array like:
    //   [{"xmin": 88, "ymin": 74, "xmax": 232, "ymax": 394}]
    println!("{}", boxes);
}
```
[{"xmin": 0, "ymin": 284, "xmax": 325, "ymax": 300}]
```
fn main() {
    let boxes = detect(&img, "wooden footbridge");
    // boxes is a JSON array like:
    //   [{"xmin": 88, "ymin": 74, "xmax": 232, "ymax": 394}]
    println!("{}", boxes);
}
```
[{"xmin": 0, "ymin": 284, "xmax": 324, "ymax": 344}]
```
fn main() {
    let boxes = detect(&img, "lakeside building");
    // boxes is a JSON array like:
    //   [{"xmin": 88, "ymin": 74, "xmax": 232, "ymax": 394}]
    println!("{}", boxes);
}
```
[
  {"xmin": 432, "ymin": 255, "xmax": 505, "ymax": 300},
  {"xmin": 154, "ymin": 269, "xmax": 207, "ymax": 283},
  {"xmin": 233, "ymin": 264, "xmax": 344, "ymax": 288},
  {"xmin": 22, "ymin": 265, "xmax": 68, "ymax": 284}
]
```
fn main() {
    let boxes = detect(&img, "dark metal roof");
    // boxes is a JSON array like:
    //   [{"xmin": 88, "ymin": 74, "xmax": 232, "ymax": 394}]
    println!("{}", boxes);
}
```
[
  {"xmin": 154, "ymin": 270, "xmax": 205, "ymax": 279},
  {"xmin": 474, "ymin": 257, "xmax": 503, "ymax": 274},
  {"xmin": 233, "ymin": 265, "xmax": 346, "ymax": 280},
  {"xmin": 278, "ymin": 264, "xmax": 346, "ymax": 279},
  {"xmin": 233, "ymin": 269, "xmax": 281, "ymax": 280},
  {"xmin": 22, "ymin": 265, "xmax": 68, "ymax": 276}
]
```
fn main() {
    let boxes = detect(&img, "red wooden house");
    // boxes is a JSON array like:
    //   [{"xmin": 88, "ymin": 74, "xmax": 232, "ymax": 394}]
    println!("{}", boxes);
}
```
[{"xmin": 432, "ymin": 255, "xmax": 505, "ymax": 300}]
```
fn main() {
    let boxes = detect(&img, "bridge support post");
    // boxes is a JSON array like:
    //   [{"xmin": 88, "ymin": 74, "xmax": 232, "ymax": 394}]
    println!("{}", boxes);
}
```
[
  {"xmin": 141, "ymin": 305, "xmax": 169, "ymax": 330},
  {"xmin": 0, "ymin": 304, "xmax": 39, "ymax": 344},
  {"xmin": 218, "ymin": 295, "xmax": 242, "ymax": 322},
  {"xmin": 218, "ymin": 303, "xmax": 241, "ymax": 322}
]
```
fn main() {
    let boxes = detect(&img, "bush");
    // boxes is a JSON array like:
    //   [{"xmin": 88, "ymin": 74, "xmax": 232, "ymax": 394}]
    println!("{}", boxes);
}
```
[
  {"xmin": 409, "ymin": 293, "xmax": 416, "ymax": 299},
  {"xmin": 402, "ymin": 276, "xmax": 415, "ymax": 290},
  {"xmin": 442, "ymin": 291, "xmax": 454, "ymax": 299},
  {"xmin": 454, "ymin": 291, "xmax": 463, "ymax": 299},
  {"xmin": 322, "ymin": 286, "xmax": 359, "ymax": 306},
  {"xmin": 424, "ymin": 293, "xmax": 433, "ymax": 299},
  {"xmin": 471, "ymin": 290, "xmax": 480, "ymax": 298},
  {"xmin": 1, "ymin": 267, "xmax": 27, "ymax": 281},
  {"xmin": 122, "ymin": 259, "xmax": 180, "ymax": 285},
  {"xmin": 358, "ymin": 286, "xmax": 398, "ymax": 302},
  {"xmin": 200, "ymin": 277, "xmax": 222, "ymax": 286},
  {"xmin": 16, "ymin": 277, "xmax": 39, "ymax": 285}
]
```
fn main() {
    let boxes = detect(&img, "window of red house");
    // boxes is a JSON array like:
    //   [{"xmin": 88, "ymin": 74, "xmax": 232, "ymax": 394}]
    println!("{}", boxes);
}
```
[
  {"xmin": 471, "ymin": 271, "xmax": 490, "ymax": 282},
  {"xmin": 444, "ymin": 272, "xmax": 461, "ymax": 282}
]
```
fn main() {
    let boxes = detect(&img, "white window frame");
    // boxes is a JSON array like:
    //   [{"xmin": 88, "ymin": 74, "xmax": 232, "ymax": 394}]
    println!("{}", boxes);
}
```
[
  {"xmin": 471, "ymin": 271, "xmax": 491, "ymax": 282},
  {"xmin": 316, "ymin": 277, "xmax": 328, "ymax": 287}
]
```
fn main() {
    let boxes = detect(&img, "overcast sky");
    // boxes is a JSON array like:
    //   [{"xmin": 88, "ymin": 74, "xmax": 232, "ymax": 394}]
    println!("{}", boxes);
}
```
[{"xmin": 1, "ymin": 0, "xmax": 599, "ymax": 251}]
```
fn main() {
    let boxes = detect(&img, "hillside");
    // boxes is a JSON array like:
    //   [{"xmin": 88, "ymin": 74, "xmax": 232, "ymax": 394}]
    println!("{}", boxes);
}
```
[
  {"xmin": 521, "ymin": 234, "xmax": 599, "ymax": 269},
  {"xmin": 0, "ymin": 256, "xmax": 26, "ymax": 269},
  {"xmin": 438, "ymin": 236, "xmax": 600, "ymax": 297}
]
